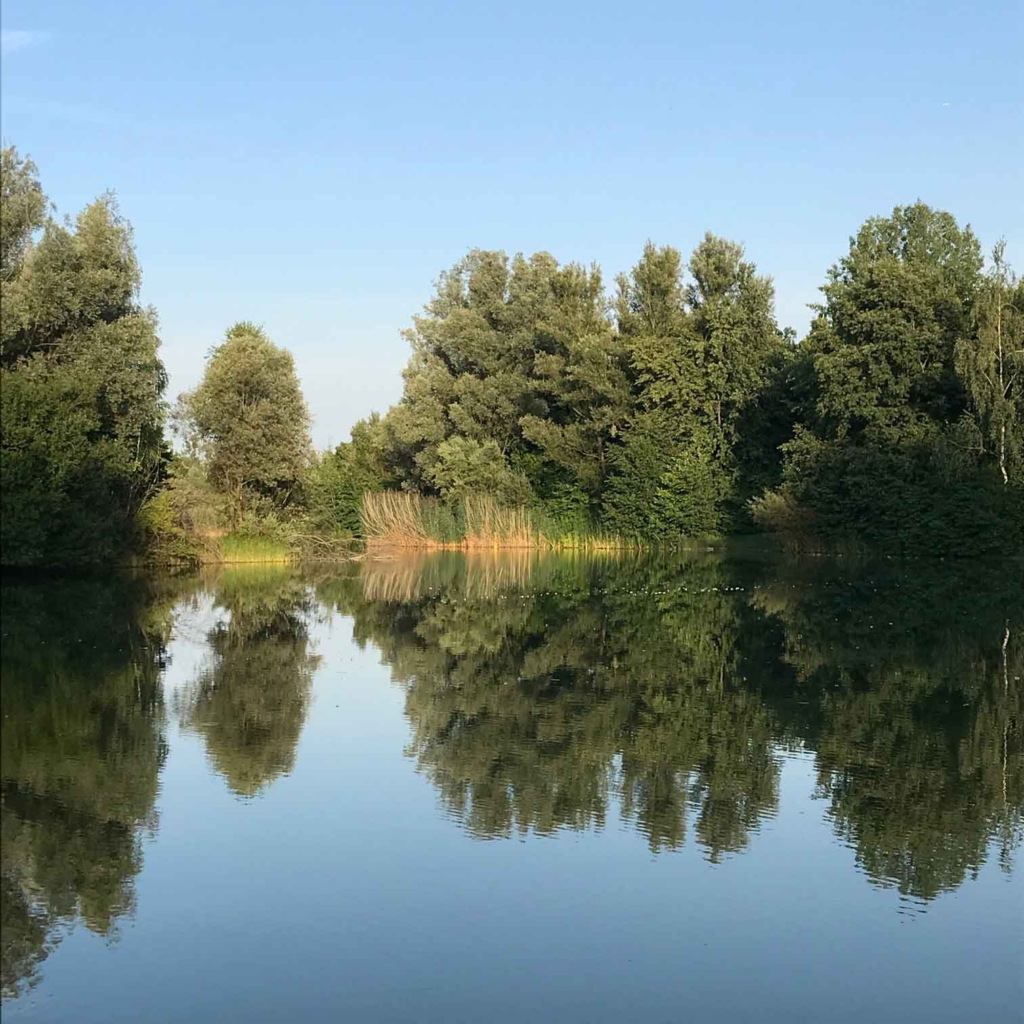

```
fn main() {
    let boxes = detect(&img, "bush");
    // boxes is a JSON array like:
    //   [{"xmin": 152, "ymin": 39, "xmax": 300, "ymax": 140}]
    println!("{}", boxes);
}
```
[
  {"xmin": 769, "ymin": 429, "xmax": 1024, "ymax": 556},
  {"xmin": 135, "ymin": 489, "xmax": 203, "ymax": 564}
]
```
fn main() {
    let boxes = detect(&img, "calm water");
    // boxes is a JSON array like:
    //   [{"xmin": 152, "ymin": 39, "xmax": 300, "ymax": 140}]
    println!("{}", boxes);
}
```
[{"xmin": 1, "ymin": 551, "xmax": 1021, "ymax": 1023}]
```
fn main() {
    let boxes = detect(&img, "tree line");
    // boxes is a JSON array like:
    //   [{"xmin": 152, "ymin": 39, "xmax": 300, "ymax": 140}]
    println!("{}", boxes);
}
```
[{"xmin": 2, "ymin": 144, "xmax": 1021, "ymax": 564}]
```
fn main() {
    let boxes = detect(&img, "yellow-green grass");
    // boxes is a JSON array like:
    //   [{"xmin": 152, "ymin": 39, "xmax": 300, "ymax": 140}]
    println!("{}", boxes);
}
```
[{"xmin": 213, "ymin": 534, "xmax": 295, "ymax": 564}]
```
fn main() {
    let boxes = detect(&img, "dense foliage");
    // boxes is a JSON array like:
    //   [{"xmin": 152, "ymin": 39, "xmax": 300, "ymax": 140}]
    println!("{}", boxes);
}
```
[
  {"xmin": 1, "ymin": 148, "xmax": 168, "ymax": 565},
  {"xmin": 2, "ymin": 143, "xmax": 1020, "ymax": 562},
  {"xmin": 335, "ymin": 206, "xmax": 1021, "ymax": 554},
  {"xmin": 758, "ymin": 204, "xmax": 1024, "ymax": 553},
  {"xmin": 173, "ymin": 322, "xmax": 312, "ymax": 531}
]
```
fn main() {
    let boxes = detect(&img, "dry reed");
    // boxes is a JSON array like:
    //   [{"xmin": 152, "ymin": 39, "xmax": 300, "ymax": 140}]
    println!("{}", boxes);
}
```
[
  {"xmin": 360, "ymin": 491, "xmax": 433, "ymax": 545},
  {"xmin": 462, "ymin": 495, "xmax": 541, "ymax": 548},
  {"xmin": 361, "ymin": 491, "xmax": 640, "ymax": 552}
]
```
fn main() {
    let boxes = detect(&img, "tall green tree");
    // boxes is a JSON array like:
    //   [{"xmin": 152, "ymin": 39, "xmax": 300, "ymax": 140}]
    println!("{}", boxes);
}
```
[
  {"xmin": 516, "ymin": 262, "xmax": 631, "ymax": 509},
  {"xmin": 386, "ymin": 250, "xmax": 536, "ymax": 496},
  {"xmin": 804, "ymin": 202, "xmax": 983, "ymax": 445},
  {"xmin": 760, "ymin": 204, "xmax": 1024, "ymax": 555},
  {"xmin": 386, "ymin": 249, "xmax": 630, "ymax": 520},
  {"xmin": 0, "ymin": 147, "xmax": 168, "ymax": 565},
  {"xmin": 604, "ymin": 236, "xmax": 787, "ymax": 536},
  {"xmin": 176, "ymin": 323, "xmax": 311, "ymax": 527}
]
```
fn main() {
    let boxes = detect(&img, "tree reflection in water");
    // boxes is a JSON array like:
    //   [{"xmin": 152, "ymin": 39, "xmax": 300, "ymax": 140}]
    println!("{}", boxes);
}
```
[
  {"xmin": 1, "ymin": 552, "xmax": 1020, "ymax": 1000},
  {"xmin": 321, "ymin": 550, "xmax": 1023, "ymax": 895},
  {"xmin": 175, "ymin": 568, "xmax": 321, "ymax": 798},
  {"xmin": 1, "ymin": 576, "xmax": 180, "ymax": 998}
]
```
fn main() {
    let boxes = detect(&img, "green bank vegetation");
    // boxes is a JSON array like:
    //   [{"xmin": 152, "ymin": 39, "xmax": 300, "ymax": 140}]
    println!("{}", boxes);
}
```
[{"xmin": 2, "ymin": 145, "xmax": 1022, "ymax": 565}]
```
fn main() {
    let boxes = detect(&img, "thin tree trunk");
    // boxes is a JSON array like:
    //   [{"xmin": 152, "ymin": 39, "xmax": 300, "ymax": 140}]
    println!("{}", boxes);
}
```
[
  {"xmin": 997, "ymin": 277, "xmax": 1008, "ymax": 485},
  {"xmin": 1002, "ymin": 623, "xmax": 1009, "ymax": 805}
]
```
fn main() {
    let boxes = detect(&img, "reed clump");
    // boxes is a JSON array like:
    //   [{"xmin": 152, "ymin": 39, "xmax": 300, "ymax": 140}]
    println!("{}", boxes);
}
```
[{"xmin": 361, "ymin": 491, "xmax": 640, "ymax": 551}]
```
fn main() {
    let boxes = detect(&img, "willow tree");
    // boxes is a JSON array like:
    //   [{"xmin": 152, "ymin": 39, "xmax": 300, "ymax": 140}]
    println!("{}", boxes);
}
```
[
  {"xmin": 177, "ymin": 323, "xmax": 311, "ymax": 527},
  {"xmin": 385, "ymin": 250, "xmax": 539, "ymax": 499},
  {"xmin": 0, "ymin": 147, "xmax": 46, "ymax": 282}
]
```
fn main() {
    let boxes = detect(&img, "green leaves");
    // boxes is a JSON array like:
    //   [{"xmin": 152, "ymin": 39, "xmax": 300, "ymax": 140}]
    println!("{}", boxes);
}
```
[
  {"xmin": 3, "ymin": 140, "xmax": 1017, "ymax": 561},
  {"xmin": 0, "ymin": 147, "xmax": 46, "ymax": 282},
  {"xmin": 386, "ymin": 249, "xmax": 628, "ymax": 517},
  {"xmin": 1, "ymin": 195, "xmax": 141, "ymax": 367},
  {"xmin": 762, "ymin": 204, "xmax": 1024, "ymax": 554},
  {"xmin": 955, "ymin": 241, "xmax": 1024, "ymax": 484},
  {"xmin": 0, "ymin": 150, "xmax": 168, "ymax": 565},
  {"xmin": 605, "ymin": 235, "xmax": 788, "ymax": 536},
  {"xmin": 428, "ymin": 436, "xmax": 531, "ymax": 503},
  {"xmin": 807, "ymin": 202, "xmax": 982, "ymax": 444},
  {"xmin": 176, "ymin": 322, "xmax": 311, "ymax": 526}
]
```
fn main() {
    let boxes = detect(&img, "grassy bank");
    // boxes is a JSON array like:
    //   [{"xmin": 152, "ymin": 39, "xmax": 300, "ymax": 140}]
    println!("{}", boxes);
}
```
[
  {"xmin": 139, "ymin": 529, "xmax": 360, "ymax": 567},
  {"xmin": 215, "ymin": 535, "xmax": 295, "ymax": 563},
  {"xmin": 361, "ymin": 492, "xmax": 641, "ymax": 551}
]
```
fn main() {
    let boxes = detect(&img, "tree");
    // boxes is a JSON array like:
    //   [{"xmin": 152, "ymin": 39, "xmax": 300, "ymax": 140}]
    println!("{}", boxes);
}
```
[
  {"xmin": 805, "ymin": 203, "xmax": 983, "ymax": 446},
  {"xmin": 956, "ymin": 242, "xmax": 1024, "ymax": 484},
  {"xmin": 384, "ymin": 250, "xmax": 629, "ymax": 522},
  {"xmin": 604, "ymin": 236, "xmax": 787, "ymax": 536},
  {"xmin": 177, "ymin": 323, "xmax": 311, "ymax": 527},
  {"xmin": 306, "ymin": 413, "xmax": 392, "ymax": 534},
  {"xmin": 0, "ymin": 148, "xmax": 168, "ymax": 565},
  {"xmin": 757, "ymin": 204, "xmax": 1024, "ymax": 555},
  {"xmin": 0, "ymin": 147, "xmax": 46, "ymax": 283},
  {"xmin": 385, "ymin": 250, "xmax": 535, "ymax": 492},
  {"xmin": 517, "ymin": 261, "xmax": 631, "ymax": 506}
]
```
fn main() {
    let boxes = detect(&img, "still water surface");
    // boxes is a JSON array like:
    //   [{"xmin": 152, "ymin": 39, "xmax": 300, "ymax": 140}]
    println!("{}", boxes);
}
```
[{"xmin": 1, "ymin": 551, "xmax": 1021, "ymax": 1022}]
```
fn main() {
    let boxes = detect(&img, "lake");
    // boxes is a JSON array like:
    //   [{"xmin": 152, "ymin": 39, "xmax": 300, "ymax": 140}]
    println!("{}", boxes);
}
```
[{"xmin": 1, "ymin": 550, "xmax": 1021, "ymax": 1023}]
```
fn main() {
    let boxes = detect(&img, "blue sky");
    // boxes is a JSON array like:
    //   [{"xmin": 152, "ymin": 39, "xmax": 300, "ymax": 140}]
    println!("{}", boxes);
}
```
[{"xmin": 2, "ymin": 0, "xmax": 1021, "ymax": 447}]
